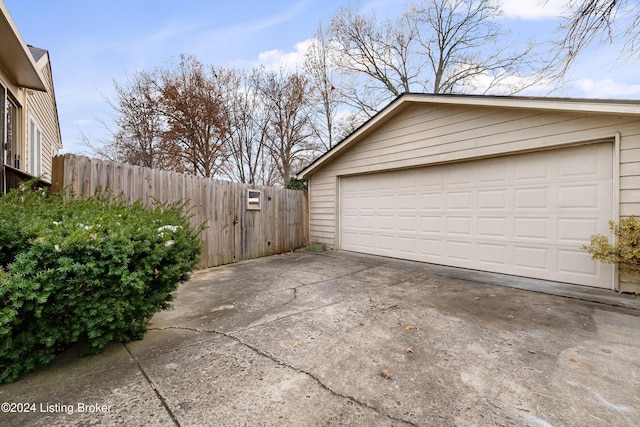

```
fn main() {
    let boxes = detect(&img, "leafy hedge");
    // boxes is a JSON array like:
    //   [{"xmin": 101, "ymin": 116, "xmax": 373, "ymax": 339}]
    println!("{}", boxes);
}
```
[{"xmin": 0, "ymin": 184, "xmax": 203, "ymax": 383}]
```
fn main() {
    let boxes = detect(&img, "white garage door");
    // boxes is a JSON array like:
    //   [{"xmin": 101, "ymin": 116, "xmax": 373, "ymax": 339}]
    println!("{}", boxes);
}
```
[{"xmin": 341, "ymin": 143, "xmax": 614, "ymax": 288}]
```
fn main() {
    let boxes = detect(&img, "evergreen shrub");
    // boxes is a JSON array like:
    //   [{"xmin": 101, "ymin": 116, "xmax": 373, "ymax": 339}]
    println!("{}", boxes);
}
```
[{"xmin": 0, "ymin": 183, "xmax": 202, "ymax": 383}]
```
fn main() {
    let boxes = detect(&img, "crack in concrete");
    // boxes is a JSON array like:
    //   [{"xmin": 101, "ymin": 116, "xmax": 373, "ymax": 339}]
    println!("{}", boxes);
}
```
[
  {"xmin": 146, "ymin": 325, "xmax": 418, "ymax": 426},
  {"xmin": 279, "ymin": 283, "xmax": 300, "ymax": 306},
  {"xmin": 123, "ymin": 343, "xmax": 181, "ymax": 427},
  {"xmin": 139, "ymin": 263, "xmax": 424, "ymax": 426}
]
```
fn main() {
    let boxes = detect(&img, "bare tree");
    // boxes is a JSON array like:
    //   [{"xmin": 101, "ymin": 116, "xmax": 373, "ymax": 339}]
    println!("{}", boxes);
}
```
[
  {"xmin": 552, "ymin": 0, "xmax": 640, "ymax": 72},
  {"xmin": 223, "ymin": 68, "xmax": 274, "ymax": 185},
  {"xmin": 416, "ymin": 0, "xmax": 544, "ymax": 94},
  {"xmin": 102, "ymin": 57, "xmax": 319, "ymax": 184},
  {"xmin": 117, "ymin": 72, "xmax": 163, "ymax": 167},
  {"xmin": 99, "ymin": 71, "xmax": 167, "ymax": 168},
  {"xmin": 328, "ymin": 3, "xmax": 421, "ymax": 115},
  {"xmin": 327, "ymin": 0, "xmax": 545, "ymax": 115},
  {"xmin": 304, "ymin": 23, "xmax": 342, "ymax": 151},
  {"xmin": 159, "ymin": 55, "xmax": 231, "ymax": 178},
  {"xmin": 253, "ymin": 68, "xmax": 316, "ymax": 185}
]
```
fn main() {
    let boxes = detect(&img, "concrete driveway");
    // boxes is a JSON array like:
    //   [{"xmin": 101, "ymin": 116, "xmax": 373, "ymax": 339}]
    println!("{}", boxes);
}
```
[{"xmin": 1, "ymin": 250, "xmax": 639, "ymax": 426}]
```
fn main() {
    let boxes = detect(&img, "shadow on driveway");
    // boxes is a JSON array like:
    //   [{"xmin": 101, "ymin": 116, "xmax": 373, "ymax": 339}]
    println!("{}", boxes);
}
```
[{"xmin": 2, "ymin": 250, "xmax": 639, "ymax": 426}]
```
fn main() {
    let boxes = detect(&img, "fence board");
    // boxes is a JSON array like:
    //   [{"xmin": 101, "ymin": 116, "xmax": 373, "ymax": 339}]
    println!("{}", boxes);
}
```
[{"xmin": 51, "ymin": 154, "xmax": 309, "ymax": 269}]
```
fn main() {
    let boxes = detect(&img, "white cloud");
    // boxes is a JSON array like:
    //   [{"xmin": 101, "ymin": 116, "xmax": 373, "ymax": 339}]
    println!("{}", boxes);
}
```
[
  {"xmin": 575, "ymin": 78, "xmax": 640, "ymax": 99},
  {"xmin": 255, "ymin": 39, "xmax": 313, "ymax": 71},
  {"xmin": 501, "ymin": 0, "xmax": 565, "ymax": 20},
  {"xmin": 449, "ymin": 62, "xmax": 557, "ymax": 95}
]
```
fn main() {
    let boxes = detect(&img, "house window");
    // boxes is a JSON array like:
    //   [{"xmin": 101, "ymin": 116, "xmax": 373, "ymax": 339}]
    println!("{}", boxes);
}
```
[
  {"xmin": 29, "ymin": 118, "xmax": 42, "ymax": 176},
  {"xmin": 5, "ymin": 95, "xmax": 20, "ymax": 169}
]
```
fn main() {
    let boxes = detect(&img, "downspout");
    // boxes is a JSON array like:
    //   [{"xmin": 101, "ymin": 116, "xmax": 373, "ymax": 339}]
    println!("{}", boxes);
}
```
[{"xmin": 612, "ymin": 132, "xmax": 621, "ymax": 291}]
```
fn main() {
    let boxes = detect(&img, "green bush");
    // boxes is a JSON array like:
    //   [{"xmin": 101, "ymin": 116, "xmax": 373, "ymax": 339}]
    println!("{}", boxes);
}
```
[
  {"xmin": 0, "ymin": 184, "xmax": 203, "ymax": 383},
  {"xmin": 285, "ymin": 177, "xmax": 307, "ymax": 191},
  {"xmin": 582, "ymin": 216, "xmax": 640, "ymax": 279}
]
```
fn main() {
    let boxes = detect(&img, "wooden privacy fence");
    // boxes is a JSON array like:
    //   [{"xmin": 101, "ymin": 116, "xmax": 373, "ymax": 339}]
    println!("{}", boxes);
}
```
[{"xmin": 51, "ymin": 154, "xmax": 309, "ymax": 269}]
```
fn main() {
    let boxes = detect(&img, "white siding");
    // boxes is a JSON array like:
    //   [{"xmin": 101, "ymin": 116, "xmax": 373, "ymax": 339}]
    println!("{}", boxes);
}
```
[
  {"xmin": 307, "ymin": 102, "xmax": 640, "ymax": 290},
  {"xmin": 25, "ymin": 53, "xmax": 61, "ymax": 183}
]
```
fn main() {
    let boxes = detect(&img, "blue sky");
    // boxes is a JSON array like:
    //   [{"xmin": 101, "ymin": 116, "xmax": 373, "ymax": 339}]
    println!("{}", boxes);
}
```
[{"xmin": 4, "ymin": 0, "xmax": 640, "ymax": 155}]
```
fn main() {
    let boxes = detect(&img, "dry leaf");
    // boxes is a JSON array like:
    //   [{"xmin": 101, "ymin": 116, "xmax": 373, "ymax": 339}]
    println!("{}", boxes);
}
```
[
  {"xmin": 601, "ymin": 348, "xmax": 612, "ymax": 353},
  {"xmin": 292, "ymin": 341, "xmax": 301, "ymax": 347},
  {"xmin": 380, "ymin": 369, "xmax": 392, "ymax": 379},
  {"xmin": 405, "ymin": 325, "xmax": 412, "ymax": 330},
  {"xmin": 405, "ymin": 347, "xmax": 414, "ymax": 353}
]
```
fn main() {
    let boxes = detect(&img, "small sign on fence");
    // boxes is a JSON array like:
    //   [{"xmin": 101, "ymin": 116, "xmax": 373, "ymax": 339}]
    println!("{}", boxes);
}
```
[{"xmin": 247, "ymin": 189, "xmax": 262, "ymax": 210}]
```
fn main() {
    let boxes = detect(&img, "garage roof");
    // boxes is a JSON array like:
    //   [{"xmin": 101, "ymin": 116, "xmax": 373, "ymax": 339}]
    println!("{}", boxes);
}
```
[
  {"xmin": 0, "ymin": 2, "xmax": 47, "ymax": 91},
  {"xmin": 297, "ymin": 93, "xmax": 640, "ymax": 180}
]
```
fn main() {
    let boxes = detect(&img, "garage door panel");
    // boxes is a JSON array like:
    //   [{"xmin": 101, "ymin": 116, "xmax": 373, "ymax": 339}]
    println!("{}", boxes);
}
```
[
  {"xmin": 478, "ymin": 243, "xmax": 508, "ymax": 265},
  {"xmin": 557, "ymin": 218, "xmax": 599, "ymax": 242},
  {"xmin": 421, "ymin": 193, "xmax": 443, "ymax": 209},
  {"xmin": 359, "ymin": 233, "xmax": 378, "ymax": 250},
  {"xmin": 397, "ymin": 215, "xmax": 418, "ymax": 232},
  {"xmin": 516, "ymin": 157, "xmax": 549, "ymax": 181},
  {"xmin": 419, "ymin": 238, "xmax": 443, "ymax": 257},
  {"xmin": 447, "ymin": 216, "xmax": 472, "ymax": 235},
  {"xmin": 396, "ymin": 194, "xmax": 417, "ymax": 209},
  {"xmin": 558, "ymin": 250, "xmax": 598, "ymax": 275},
  {"xmin": 558, "ymin": 145, "xmax": 609, "ymax": 178},
  {"xmin": 477, "ymin": 217, "xmax": 508, "ymax": 238},
  {"xmin": 513, "ymin": 246, "xmax": 548, "ymax": 270},
  {"xmin": 447, "ymin": 191, "xmax": 473, "ymax": 209},
  {"xmin": 397, "ymin": 236, "xmax": 418, "ymax": 255},
  {"xmin": 557, "ymin": 184, "xmax": 602, "ymax": 208},
  {"xmin": 376, "ymin": 214, "xmax": 395, "ymax": 231},
  {"xmin": 421, "ymin": 216, "xmax": 443, "ymax": 233},
  {"xmin": 446, "ymin": 241, "xmax": 472, "ymax": 261},
  {"xmin": 514, "ymin": 218, "xmax": 548, "ymax": 240},
  {"xmin": 340, "ymin": 143, "xmax": 613, "ymax": 288},
  {"xmin": 515, "ymin": 187, "xmax": 549, "ymax": 209},
  {"xmin": 447, "ymin": 170, "xmax": 473, "ymax": 186},
  {"xmin": 478, "ymin": 165, "xmax": 508, "ymax": 183},
  {"xmin": 478, "ymin": 189, "xmax": 508, "ymax": 209},
  {"xmin": 376, "ymin": 238, "xmax": 395, "ymax": 254}
]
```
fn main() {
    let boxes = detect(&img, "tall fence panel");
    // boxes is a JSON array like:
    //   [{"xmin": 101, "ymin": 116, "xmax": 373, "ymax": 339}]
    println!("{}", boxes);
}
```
[{"xmin": 51, "ymin": 154, "xmax": 309, "ymax": 269}]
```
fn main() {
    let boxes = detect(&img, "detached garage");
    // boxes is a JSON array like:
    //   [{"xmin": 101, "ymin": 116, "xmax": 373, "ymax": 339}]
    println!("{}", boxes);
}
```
[{"xmin": 297, "ymin": 94, "xmax": 640, "ymax": 292}]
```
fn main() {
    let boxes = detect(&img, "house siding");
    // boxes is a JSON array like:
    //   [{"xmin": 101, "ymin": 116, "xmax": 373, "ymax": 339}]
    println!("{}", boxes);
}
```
[
  {"xmin": 307, "ymin": 102, "xmax": 640, "ymax": 291},
  {"xmin": 25, "ymin": 53, "xmax": 61, "ymax": 182}
]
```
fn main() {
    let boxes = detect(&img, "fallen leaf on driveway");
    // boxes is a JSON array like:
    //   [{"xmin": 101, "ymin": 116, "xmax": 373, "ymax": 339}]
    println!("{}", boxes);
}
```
[
  {"xmin": 405, "ymin": 347, "xmax": 414, "ymax": 353},
  {"xmin": 380, "ymin": 369, "xmax": 392, "ymax": 379},
  {"xmin": 601, "ymin": 348, "xmax": 612, "ymax": 353},
  {"xmin": 292, "ymin": 342, "xmax": 301, "ymax": 347},
  {"xmin": 405, "ymin": 325, "xmax": 412, "ymax": 330}
]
